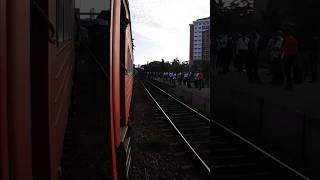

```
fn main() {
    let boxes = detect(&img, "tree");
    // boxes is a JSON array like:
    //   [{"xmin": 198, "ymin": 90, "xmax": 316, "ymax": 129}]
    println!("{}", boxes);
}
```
[{"xmin": 171, "ymin": 58, "xmax": 181, "ymax": 72}]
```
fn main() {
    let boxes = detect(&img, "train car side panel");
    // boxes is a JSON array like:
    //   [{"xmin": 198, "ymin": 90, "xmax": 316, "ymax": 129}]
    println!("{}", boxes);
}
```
[
  {"xmin": 110, "ymin": 0, "xmax": 121, "ymax": 179},
  {"xmin": 125, "ymin": 76, "xmax": 133, "ymax": 122},
  {"xmin": 6, "ymin": 0, "xmax": 33, "ymax": 179},
  {"xmin": 122, "ymin": 0, "xmax": 134, "ymax": 125},
  {"xmin": 0, "ymin": 0, "xmax": 9, "ymax": 179},
  {"xmin": 111, "ymin": 0, "xmax": 121, "ymax": 147}
]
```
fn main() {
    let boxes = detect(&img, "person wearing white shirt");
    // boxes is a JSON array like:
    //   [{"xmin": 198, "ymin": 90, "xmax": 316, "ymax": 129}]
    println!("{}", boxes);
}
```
[
  {"xmin": 183, "ymin": 72, "xmax": 189, "ymax": 86},
  {"xmin": 177, "ymin": 72, "xmax": 182, "ymax": 85},
  {"xmin": 270, "ymin": 31, "xmax": 284, "ymax": 84},
  {"xmin": 236, "ymin": 35, "xmax": 250, "ymax": 72}
]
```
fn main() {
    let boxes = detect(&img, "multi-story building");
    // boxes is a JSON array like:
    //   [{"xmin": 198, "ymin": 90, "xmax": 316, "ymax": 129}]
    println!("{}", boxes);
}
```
[
  {"xmin": 202, "ymin": 29, "xmax": 210, "ymax": 62},
  {"xmin": 189, "ymin": 17, "xmax": 210, "ymax": 65}
]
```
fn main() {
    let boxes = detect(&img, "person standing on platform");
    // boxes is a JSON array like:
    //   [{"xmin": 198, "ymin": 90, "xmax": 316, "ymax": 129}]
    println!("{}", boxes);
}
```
[
  {"xmin": 222, "ymin": 35, "xmax": 234, "ymax": 73},
  {"xmin": 173, "ymin": 72, "xmax": 177, "ymax": 86},
  {"xmin": 198, "ymin": 71, "xmax": 204, "ymax": 90},
  {"xmin": 281, "ymin": 28, "xmax": 299, "ymax": 90},
  {"xmin": 218, "ymin": 34, "xmax": 228, "ymax": 73},
  {"xmin": 177, "ymin": 72, "xmax": 182, "ymax": 85},
  {"xmin": 169, "ymin": 72, "xmax": 173, "ymax": 84},
  {"xmin": 187, "ymin": 72, "xmax": 192, "ymax": 88},
  {"xmin": 270, "ymin": 31, "xmax": 284, "ymax": 84},
  {"xmin": 183, "ymin": 72, "xmax": 189, "ymax": 86},
  {"xmin": 236, "ymin": 34, "xmax": 250, "ymax": 72},
  {"xmin": 247, "ymin": 32, "xmax": 262, "ymax": 83},
  {"xmin": 309, "ymin": 35, "xmax": 319, "ymax": 83},
  {"xmin": 194, "ymin": 71, "xmax": 199, "ymax": 88}
]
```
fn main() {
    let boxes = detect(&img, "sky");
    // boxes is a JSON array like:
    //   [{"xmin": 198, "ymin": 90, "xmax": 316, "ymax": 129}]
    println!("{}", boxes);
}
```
[{"xmin": 130, "ymin": 0, "xmax": 210, "ymax": 66}]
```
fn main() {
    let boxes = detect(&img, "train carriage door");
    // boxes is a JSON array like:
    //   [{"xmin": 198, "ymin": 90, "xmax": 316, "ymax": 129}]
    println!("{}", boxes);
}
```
[
  {"xmin": 30, "ymin": 0, "xmax": 75, "ymax": 179},
  {"xmin": 30, "ymin": 1, "xmax": 50, "ymax": 179}
]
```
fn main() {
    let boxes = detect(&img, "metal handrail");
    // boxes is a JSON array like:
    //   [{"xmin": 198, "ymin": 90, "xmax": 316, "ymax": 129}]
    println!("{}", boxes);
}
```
[
  {"xmin": 145, "ymin": 78, "xmax": 312, "ymax": 180},
  {"xmin": 141, "ymin": 81, "xmax": 211, "ymax": 173}
]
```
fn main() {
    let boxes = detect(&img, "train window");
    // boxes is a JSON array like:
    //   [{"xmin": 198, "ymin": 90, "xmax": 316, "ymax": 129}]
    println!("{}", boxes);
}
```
[
  {"xmin": 57, "ymin": 0, "xmax": 74, "ymax": 45},
  {"xmin": 127, "ymin": 49, "xmax": 133, "ymax": 74},
  {"xmin": 57, "ymin": 0, "xmax": 64, "ymax": 43}
]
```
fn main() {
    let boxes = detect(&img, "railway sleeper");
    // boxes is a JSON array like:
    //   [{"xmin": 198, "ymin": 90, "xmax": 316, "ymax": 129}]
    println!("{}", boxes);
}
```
[
  {"xmin": 179, "ymin": 126, "xmax": 210, "ymax": 133},
  {"xmin": 184, "ymin": 134, "xmax": 210, "ymax": 142},
  {"xmin": 213, "ymin": 162, "xmax": 261, "ymax": 173},
  {"xmin": 212, "ymin": 171, "xmax": 275, "ymax": 180},
  {"xmin": 190, "ymin": 141, "xmax": 210, "ymax": 150},
  {"xmin": 169, "ymin": 113, "xmax": 195, "ymax": 117},
  {"xmin": 170, "ymin": 118, "xmax": 202, "ymax": 123},
  {"xmin": 212, "ymin": 155, "xmax": 258, "ymax": 165},
  {"xmin": 174, "ymin": 121, "xmax": 207, "ymax": 127}
]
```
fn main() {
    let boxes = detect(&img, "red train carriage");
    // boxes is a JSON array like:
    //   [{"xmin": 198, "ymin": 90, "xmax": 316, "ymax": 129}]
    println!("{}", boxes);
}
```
[
  {"xmin": 1, "ymin": 0, "xmax": 133, "ymax": 179},
  {"xmin": 110, "ymin": 0, "xmax": 134, "ymax": 179},
  {"xmin": 1, "ymin": 0, "xmax": 75, "ymax": 179},
  {"xmin": 1, "ymin": 1, "xmax": 33, "ymax": 180}
]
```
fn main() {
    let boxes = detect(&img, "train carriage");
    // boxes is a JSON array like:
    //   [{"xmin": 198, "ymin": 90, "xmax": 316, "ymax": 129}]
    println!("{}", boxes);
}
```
[
  {"xmin": 0, "ymin": 0, "xmax": 134, "ymax": 179},
  {"xmin": 110, "ymin": 0, "xmax": 134, "ymax": 178}
]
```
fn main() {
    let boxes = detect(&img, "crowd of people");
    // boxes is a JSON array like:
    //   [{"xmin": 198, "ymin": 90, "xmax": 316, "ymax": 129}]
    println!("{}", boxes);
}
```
[
  {"xmin": 215, "ymin": 27, "xmax": 319, "ymax": 90},
  {"xmin": 142, "ymin": 28, "xmax": 319, "ymax": 92},
  {"xmin": 144, "ymin": 70, "xmax": 206, "ymax": 90}
]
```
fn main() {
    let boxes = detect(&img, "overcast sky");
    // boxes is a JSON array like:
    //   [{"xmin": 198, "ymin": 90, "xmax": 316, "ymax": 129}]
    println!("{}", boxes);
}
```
[{"xmin": 130, "ymin": 0, "xmax": 210, "ymax": 66}]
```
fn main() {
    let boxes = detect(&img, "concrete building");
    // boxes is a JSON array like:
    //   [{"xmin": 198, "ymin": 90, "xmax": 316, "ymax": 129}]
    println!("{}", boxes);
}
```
[
  {"xmin": 189, "ymin": 17, "xmax": 210, "ymax": 65},
  {"xmin": 189, "ymin": 24, "xmax": 194, "ymax": 65},
  {"xmin": 202, "ymin": 29, "xmax": 210, "ymax": 61}
]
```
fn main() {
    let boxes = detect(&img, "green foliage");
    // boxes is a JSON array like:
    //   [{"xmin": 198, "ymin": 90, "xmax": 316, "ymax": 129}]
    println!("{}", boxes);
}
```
[{"xmin": 143, "ymin": 58, "xmax": 190, "ymax": 72}]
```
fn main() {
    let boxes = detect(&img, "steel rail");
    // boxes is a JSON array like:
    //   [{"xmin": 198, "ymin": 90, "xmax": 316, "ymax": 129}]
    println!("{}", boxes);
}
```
[
  {"xmin": 145, "ymin": 79, "xmax": 312, "ymax": 180},
  {"xmin": 145, "ymin": 79, "xmax": 212, "ymax": 123},
  {"xmin": 141, "ymin": 81, "xmax": 211, "ymax": 173}
]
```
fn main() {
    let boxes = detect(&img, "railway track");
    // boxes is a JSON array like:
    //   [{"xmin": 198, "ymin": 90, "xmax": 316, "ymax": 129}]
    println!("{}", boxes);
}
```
[
  {"xmin": 141, "ymin": 78, "xmax": 312, "ymax": 180},
  {"xmin": 141, "ymin": 79, "xmax": 211, "ymax": 174}
]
